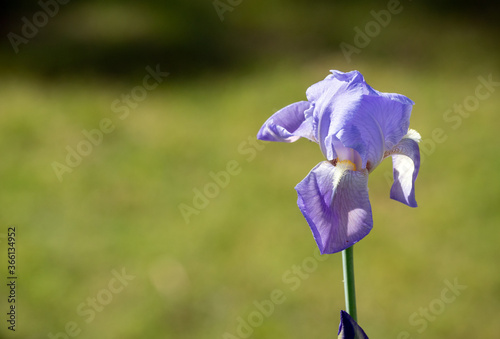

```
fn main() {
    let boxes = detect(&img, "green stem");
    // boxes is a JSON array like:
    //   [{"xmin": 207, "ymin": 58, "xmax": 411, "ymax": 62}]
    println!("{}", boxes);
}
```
[{"xmin": 342, "ymin": 245, "xmax": 357, "ymax": 322}]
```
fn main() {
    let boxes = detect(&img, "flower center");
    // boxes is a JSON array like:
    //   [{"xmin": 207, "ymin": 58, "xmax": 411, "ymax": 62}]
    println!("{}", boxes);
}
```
[
  {"xmin": 330, "ymin": 158, "xmax": 357, "ymax": 171},
  {"xmin": 331, "ymin": 141, "xmax": 362, "ymax": 171},
  {"xmin": 338, "ymin": 159, "xmax": 357, "ymax": 171}
]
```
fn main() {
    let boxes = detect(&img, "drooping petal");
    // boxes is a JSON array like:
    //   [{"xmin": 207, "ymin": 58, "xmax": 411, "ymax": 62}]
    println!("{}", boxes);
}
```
[
  {"xmin": 257, "ymin": 101, "xmax": 315, "ymax": 143},
  {"xmin": 295, "ymin": 161, "xmax": 372, "ymax": 254},
  {"xmin": 385, "ymin": 129, "xmax": 421, "ymax": 207},
  {"xmin": 338, "ymin": 310, "xmax": 369, "ymax": 339}
]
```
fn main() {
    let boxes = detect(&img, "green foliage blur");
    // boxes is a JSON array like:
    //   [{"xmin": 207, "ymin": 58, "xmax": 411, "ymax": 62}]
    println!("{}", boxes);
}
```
[{"xmin": 1, "ymin": 1, "xmax": 499, "ymax": 338}]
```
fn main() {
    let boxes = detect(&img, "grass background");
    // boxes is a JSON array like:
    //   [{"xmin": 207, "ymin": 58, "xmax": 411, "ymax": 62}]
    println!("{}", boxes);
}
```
[{"xmin": 1, "ymin": 1, "xmax": 499, "ymax": 338}]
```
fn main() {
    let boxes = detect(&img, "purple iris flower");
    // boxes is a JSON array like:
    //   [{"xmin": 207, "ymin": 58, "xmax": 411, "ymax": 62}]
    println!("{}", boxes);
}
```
[
  {"xmin": 257, "ymin": 70, "xmax": 420, "ymax": 254},
  {"xmin": 338, "ymin": 310, "xmax": 369, "ymax": 339}
]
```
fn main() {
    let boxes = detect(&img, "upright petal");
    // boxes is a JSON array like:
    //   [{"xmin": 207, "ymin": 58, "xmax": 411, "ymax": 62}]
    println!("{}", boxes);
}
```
[
  {"xmin": 359, "ymin": 91, "xmax": 414, "ymax": 150},
  {"xmin": 327, "ymin": 91, "xmax": 414, "ymax": 170},
  {"xmin": 307, "ymin": 72, "xmax": 366, "ymax": 160},
  {"xmin": 257, "ymin": 101, "xmax": 315, "ymax": 143},
  {"xmin": 295, "ymin": 161, "xmax": 372, "ymax": 254},
  {"xmin": 338, "ymin": 310, "xmax": 369, "ymax": 339},
  {"xmin": 385, "ymin": 129, "xmax": 421, "ymax": 207},
  {"xmin": 307, "ymin": 70, "xmax": 414, "ymax": 169},
  {"xmin": 306, "ymin": 70, "xmax": 365, "ymax": 102}
]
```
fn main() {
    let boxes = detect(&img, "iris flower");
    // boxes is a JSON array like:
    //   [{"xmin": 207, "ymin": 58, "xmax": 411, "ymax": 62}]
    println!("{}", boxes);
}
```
[
  {"xmin": 338, "ymin": 310, "xmax": 369, "ymax": 339},
  {"xmin": 257, "ymin": 70, "xmax": 420, "ymax": 254}
]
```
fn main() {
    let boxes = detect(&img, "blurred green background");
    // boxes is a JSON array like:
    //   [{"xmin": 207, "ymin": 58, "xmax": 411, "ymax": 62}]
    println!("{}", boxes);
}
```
[{"xmin": 1, "ymin": 0, "xmax": 499, "ymax": 338}]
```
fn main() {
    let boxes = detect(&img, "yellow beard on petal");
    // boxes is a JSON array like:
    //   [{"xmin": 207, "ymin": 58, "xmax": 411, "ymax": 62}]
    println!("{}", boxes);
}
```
[
  {"xmin": 337, "ymin": 159, "xmax": 357, "ymax": 171},
  {"xmin": 329, "ymin": 158, "xmax": 359, "ymax": 204}
]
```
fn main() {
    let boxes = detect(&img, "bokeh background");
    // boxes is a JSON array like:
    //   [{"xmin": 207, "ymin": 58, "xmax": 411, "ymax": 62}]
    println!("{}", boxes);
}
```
[{"xmin": 1, "ymin": 0, "xmax": 499, "ymax": 338}]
